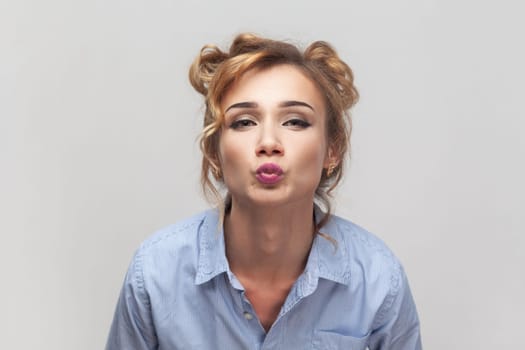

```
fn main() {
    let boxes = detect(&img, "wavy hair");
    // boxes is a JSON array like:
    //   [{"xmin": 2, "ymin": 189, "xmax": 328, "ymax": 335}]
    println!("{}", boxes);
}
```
[{"xmin": 189, "ymin": 33, "xmax": 358, "ymax": 232}]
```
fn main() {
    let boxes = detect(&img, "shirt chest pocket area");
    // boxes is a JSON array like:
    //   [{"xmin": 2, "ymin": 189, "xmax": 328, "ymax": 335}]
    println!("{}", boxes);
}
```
[{"xmin": 312, "ymin": 330, "xmax": 369, "ymax": 350}]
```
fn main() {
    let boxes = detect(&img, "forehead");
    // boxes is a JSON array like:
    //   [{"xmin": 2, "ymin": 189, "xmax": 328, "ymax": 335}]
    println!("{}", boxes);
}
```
[{"xmin": 221, "ymin": 64, "xmax": 326, "ymax": 112}]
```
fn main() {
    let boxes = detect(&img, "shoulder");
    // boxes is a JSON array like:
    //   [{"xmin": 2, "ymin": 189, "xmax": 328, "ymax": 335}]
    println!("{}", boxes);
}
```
[
  {"xmin": 120, "ymin": 209, "xmax": 223, "ymax": 303},
  {"xmin": 328, "ymin": 214, "xmax": 404, "ymax": 294},
  {"xmin": 126, "ymin": 209, "xmax": 216, "ymax": 284},
  {"xmin": 330, "ymin": 215, "xmax": 415, "ymax": 322},
  {"xmin": 330, "ymin": 214, "xmax": 401, "ymax": 267},
  {"xmin": 326, "ymin": 215, "xmax": 416, "ymax": 324},
  {"xmin": 136, "ymin": 208, "xmax": 222, "ymax": 256},
  {"xmin": 137, "ymin": 210, "xmax": 209, "ymax": 253}
]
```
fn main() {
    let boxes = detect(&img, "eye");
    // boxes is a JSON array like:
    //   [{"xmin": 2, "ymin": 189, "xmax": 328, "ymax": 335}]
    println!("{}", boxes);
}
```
[
  {"xmin": 283, "ymin": 118, "xmax": 311, "ymax": 129},
  {"xmin": 229, "ymin": 118, "xmax": 257, "ymax": 130}
]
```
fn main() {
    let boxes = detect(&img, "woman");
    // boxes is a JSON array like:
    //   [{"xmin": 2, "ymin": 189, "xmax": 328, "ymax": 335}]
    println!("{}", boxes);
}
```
[{"xmin": 107, "ymin": 33, "xmax": 422, "ymax": 349}]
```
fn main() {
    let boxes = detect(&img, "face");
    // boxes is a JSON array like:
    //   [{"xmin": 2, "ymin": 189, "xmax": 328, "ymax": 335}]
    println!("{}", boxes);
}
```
[{"xmin": 218, "ymin": 64, "xmax": 332, "ymax": 208}]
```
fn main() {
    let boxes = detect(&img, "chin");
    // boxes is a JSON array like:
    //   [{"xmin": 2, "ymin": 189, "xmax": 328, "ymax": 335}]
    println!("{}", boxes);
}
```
[
  {"xmin": 235, "ymin": 187, "xmax": 316, "ymax": 209},
  {"xmin": 229, "ymin": 188, "xmax": 287, "ymax": 207}
]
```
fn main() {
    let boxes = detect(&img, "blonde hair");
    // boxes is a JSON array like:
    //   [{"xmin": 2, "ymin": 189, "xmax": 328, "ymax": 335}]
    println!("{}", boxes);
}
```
[{"xmin": 189, "ymin": 33, "xmax": 358, "ymax": 231}]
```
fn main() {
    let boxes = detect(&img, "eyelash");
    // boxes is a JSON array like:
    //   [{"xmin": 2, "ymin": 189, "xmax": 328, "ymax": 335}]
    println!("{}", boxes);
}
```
[
  {"xmin": 283, "ymin": 118, "xmax": 311, "ymax": 128},
  {"xmin": 228, "ymin": 117, "xmax": 311, "ymax": 130},
  {"xmin": 229, "ymin": 118, "xmax": 256, "ymax": 129}
]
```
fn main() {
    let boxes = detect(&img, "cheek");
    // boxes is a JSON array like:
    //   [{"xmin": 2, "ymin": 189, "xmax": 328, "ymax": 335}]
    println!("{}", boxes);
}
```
[
  {"xmin": 218, "ymin": 135, "xmax": 246, "ymax": 172},
  {"xmin": 308, "ymin": 132, "xmax": 329, "ymax": 164},
  {"xmin": 296, "ymin": 142, "xmax": 328, "ymax": 177}
]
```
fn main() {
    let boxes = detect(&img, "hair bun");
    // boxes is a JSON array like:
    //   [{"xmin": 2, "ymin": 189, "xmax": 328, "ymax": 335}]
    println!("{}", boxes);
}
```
[
  {"xmin": 305, "ymin": 41, "xmax": 359, "ymax": 110},
  {"xmin": 189, "ymin": 45, "xmax": 229, "ymax": 96}
]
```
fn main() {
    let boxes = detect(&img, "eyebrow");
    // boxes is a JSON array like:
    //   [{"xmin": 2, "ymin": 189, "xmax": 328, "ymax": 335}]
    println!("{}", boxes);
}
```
[
  {"xmin": 225, "ymin": 102, "xmax": 258, "ymax": 113},
  {"xmin": 225, "ymin": 100, "xmax": 315, "ymax": 113},
  {"xmin": 278, "ymin": 100, "xmax": 315, "ymax": 111}
]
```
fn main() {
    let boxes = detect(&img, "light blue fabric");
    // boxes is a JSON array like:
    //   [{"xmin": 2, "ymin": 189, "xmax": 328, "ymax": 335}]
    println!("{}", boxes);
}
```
[{"xmin": 106, "ymin": 208, "xmax": 422, "ymax": 349}]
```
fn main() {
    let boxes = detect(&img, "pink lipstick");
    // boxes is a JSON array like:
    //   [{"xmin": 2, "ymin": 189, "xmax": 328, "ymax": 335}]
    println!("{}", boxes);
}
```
[{"xmin": 255, "ymin": 163, "xmax": 284, "ymax": 185}]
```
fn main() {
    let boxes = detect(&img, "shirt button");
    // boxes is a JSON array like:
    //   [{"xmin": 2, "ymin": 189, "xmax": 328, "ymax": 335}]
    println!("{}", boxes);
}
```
[{"xmin": 243, "ymin": 312, "xmax": 253, "ymax": 320}]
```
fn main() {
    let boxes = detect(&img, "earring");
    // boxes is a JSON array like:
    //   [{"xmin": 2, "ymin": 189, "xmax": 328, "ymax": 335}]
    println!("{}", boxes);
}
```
[{"xmin": 326, "ymin": 163, "xmax": 337, "ymax": 177}]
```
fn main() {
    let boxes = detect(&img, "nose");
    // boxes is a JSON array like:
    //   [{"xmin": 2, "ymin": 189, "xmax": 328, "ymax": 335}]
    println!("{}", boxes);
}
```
[{"xmin": 255, "ymin": 123, "xmax": 284, "ymax": 157}]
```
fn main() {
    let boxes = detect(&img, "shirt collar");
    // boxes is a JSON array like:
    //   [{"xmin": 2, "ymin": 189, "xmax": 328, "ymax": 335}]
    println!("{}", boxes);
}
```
[
  {"xmin": 194, "ymin": 208, "xmax": 230, "ymax": 285},
  {"xmin": 310, "ymin": 205, "xmax": 351, "ymax": 284},
  {"xmin": 194, "ymin": 206, "xmax": 351, "ymax": 287}
]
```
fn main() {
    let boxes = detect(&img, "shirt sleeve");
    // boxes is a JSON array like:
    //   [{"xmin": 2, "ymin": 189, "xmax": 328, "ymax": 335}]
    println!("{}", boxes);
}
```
[
  {"xmin": 368, "ymin": 264, "xmax": 422, "ymax": 350},
  {"xmin": 106, "ymin": 250, "xmax": 158, "ymax": 350}
]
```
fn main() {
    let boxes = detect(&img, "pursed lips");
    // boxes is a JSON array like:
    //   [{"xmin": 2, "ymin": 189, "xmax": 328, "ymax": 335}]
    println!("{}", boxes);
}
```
[{"xmin": 255, "ymin": 163, "xmax": 284, "ymax": 184}]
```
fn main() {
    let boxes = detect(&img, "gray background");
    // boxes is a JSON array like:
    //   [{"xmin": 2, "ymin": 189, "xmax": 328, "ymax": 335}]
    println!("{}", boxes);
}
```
[{"xmin": 2, "ymin": 0, "xmax": 524, "ymax": 349}]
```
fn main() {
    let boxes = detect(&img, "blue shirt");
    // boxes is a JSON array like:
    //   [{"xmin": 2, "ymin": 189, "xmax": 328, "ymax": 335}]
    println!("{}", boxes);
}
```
[{"xmin": 106, "ymin": 208, "xmax": 421, "ymax": 349}]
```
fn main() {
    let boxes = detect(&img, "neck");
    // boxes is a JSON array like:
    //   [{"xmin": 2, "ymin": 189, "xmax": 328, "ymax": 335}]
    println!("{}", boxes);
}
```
[{"xmin": 224, "ymin": 200, "xmax": 316, "ymax": 285}]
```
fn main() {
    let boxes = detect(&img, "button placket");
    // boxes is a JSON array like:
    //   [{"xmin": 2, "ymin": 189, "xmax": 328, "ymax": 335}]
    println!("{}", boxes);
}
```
[{"xmin": 240, "ymin": 292, "xmax": 256, "ymax": 322}]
